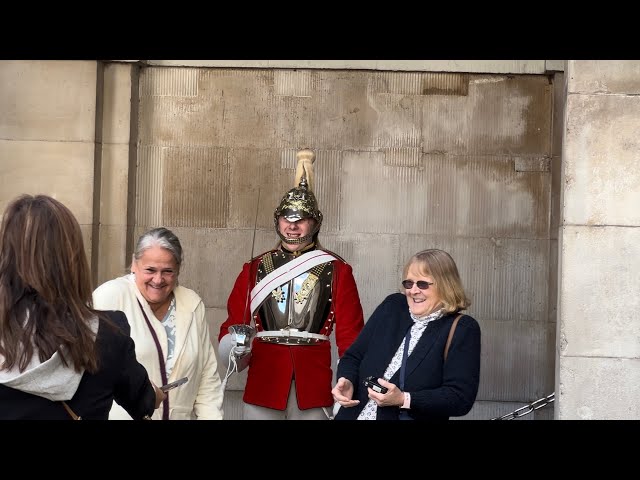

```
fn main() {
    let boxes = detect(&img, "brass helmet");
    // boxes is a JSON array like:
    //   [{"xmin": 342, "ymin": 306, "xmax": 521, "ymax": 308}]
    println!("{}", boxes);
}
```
[{"xmin": 273, "ymin": 148, "xmax": 323, "ymax": 245}]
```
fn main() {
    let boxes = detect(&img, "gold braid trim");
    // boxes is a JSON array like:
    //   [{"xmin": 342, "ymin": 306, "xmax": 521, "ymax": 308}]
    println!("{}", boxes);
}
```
[
  {"xmin": 262, "ymin": 252, "xmax": 275, "ymax": 274},
  {"xmin": 262, "ymin": 254, "xmax": 285, "ymax": 302}
]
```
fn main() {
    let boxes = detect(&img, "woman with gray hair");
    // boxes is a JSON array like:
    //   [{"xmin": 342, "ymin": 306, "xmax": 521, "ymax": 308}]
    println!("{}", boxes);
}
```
[{"xmin": 93, "ymin": 227, "xmax": 223, "ymax": 420}]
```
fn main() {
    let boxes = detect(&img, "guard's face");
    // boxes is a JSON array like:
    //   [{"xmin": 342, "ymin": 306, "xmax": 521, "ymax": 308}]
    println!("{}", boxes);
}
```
[
  {"xmin": 278, "ymin": 217, "xmax": 315, "ymax": 251},
  {"xmin": 131, "ymin": 246, "xmax": 179, "ymax": 307},
  {"xmin": 403, "ymin": 263, "xmax": 441, "ymax": 317}
]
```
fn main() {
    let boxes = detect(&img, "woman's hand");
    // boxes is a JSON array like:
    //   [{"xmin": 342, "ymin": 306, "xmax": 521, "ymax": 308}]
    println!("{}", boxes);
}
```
[
  {"xmin": 331, "ymin": 377, "xmax": 360, "ymax": 408},
  {"xmin": 367, "ymin": 378, "xmax": 404, "ymax": 407},
  {"xmin": 151, "ymin": 381, "xmax": 167, "ymax": 409}
]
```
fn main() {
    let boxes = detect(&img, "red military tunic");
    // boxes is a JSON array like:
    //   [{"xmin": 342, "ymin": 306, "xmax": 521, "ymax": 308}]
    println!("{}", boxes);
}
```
[{"xmin": 220, "ymin": 248, "xmax": 364, "ymax": 410}]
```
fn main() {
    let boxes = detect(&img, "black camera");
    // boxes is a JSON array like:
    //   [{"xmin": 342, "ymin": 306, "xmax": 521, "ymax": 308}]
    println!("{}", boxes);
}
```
[{"xmin": 364, "ymin": 376, "xmax": 388, "ymax": 394}]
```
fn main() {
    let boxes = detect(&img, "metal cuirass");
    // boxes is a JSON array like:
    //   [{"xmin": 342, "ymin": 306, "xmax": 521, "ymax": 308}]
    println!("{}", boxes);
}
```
[{"xmin": 256, "ymin": 250, "xmax": 333, "ymax": 341}]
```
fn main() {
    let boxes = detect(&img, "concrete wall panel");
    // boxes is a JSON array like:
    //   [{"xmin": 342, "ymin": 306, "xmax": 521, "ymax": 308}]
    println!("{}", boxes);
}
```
[
  {"xmin": 563, "ymin": 94, "xmax": 640, "ymax": 226},
  {"xmin": 567, "ymin": 60, "xmax": 640, "ymax": 94},
  {"xmin": 79, "ymin": 224, "xmax": 93, "ymax": 272},
  {"xmin": 0, "ymin": 60, "xmax": 97, "ymax": 142},
  {"xmin": 220, "ymin": 389, "xmax": 244, "ymax": 420},
  {"xmin": 138, "ymin": 68, "xmax": 224, "ymax": 147},
  {"xmin": 479, "ymin": 319, "xmax": 555, "ymax": 402},
  {"xmin": 102, "ymin": 63, "xmax": 134, "ymax": 144},
  {"xmin": 162, "ymin": 147, "xmax": 229, "ymax": 228},
  {"xmin": 320, "ymin": 232, "xmax": 400, "ymax": 322},
  {"xmin": 0, "ymin": 139, "xmax": 95, "ymax": 223},
  {"xmin": 558, "ymin": 356, "xmax": 640, "ymax": 419},
  {"xmin": 226, "ymin": 148, "xmax": 342, "ymax": 233},
  {"xmin": 558, "ymin": 226, "xmax": 640, "ymax": 358},
  {"xmin": 98, "ymin": 143, "xmax": 131, "ymax": 226},
  {"xmin": 96, "ymin": 225, "xmax": 128, "ymax": 287},
  {"xmin": 422, "ymin": 74, "xmax": 552, "ymax": 156},
  {"xmin": 342, "ymin": 151, "xmax": 550, "ymax": 239}
]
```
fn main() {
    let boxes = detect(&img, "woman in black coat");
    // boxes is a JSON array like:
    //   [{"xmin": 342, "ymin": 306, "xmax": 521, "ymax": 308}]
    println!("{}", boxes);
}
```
[
  {"xmin": 332, "ymin": 249, "xmax": 481, "ymax": 420},
  {"xmin": 0, "ymin": 194, "xmax": 164, "ymax": 420}
]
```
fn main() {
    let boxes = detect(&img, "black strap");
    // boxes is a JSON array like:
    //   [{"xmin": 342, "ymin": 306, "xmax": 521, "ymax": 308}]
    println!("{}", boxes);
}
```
[
  {"xmin": 398, "ymin": 327, "xmax": 413, "ymax": 420},
  {"xmin": 137, "ymin": 299, "xmax": 169, "ymax": 420},
  {"xmin": 399, "ymin": 327, "xmax": 412, "ymax": 391}
]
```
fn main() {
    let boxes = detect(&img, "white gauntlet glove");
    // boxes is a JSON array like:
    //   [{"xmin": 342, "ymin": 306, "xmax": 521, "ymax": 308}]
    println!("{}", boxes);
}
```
[
  {"xmin": 219, "ymin": 324, "xmax": 256, "ymax": 372},
  {"xmin": 229, "ymin": 324, "xmax": 256, "ymax": 353}
]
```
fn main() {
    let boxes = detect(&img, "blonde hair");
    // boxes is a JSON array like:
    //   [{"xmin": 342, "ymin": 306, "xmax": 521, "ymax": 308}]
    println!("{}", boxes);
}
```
[{"xmin": 402, "ymin": 249, "xmax": 470, "ymax": 313}]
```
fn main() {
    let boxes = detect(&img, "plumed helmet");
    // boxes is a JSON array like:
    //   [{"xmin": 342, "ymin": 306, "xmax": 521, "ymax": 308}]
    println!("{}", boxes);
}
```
[{"xmin": 273, "ymin": 148, "xmax": 323, "ymax": 244}]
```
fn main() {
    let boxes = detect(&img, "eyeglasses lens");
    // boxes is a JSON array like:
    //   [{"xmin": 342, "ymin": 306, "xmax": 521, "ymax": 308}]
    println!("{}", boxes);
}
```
[{"xmin": 402, "ymin": 280, "xmax": 432, "ymax": 290}]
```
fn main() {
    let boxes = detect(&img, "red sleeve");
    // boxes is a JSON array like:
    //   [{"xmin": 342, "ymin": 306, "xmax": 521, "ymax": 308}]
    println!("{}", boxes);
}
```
[
  {"xmin": 332, "ymin": 262, "xmax": 365, "ymax": 358},
  {"xmin": 218, "ymin": 260, "xmax": 254, "ymax": 342}
]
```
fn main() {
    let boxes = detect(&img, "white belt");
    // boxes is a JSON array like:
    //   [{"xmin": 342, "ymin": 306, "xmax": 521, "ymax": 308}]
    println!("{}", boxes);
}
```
[{"xmin": 257, "ymin": 329, "xmax": 329, "ymax": 342}]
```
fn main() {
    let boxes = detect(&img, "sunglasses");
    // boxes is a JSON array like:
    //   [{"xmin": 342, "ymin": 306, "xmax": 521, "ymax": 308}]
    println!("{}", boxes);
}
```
[{"xmin": 402, "ymin": 280, "xmax": 434, "ymax": 290}]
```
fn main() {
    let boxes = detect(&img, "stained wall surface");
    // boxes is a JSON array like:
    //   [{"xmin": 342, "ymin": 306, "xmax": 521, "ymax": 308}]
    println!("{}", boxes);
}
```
[{"xmin": 133, "ymin": 67, "xmax": 559, "ymax": 419}]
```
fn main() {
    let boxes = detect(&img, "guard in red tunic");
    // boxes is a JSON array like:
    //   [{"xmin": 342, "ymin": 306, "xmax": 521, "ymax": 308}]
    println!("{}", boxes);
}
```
[{"xmin": 218, "ymin": 149, "xmax": 365, "ymax": 419}]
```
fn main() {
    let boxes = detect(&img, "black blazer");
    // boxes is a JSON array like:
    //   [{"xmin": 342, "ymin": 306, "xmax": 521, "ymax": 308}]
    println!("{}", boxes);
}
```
[
  {"xmin": 335, "ymin": 293, "xmax": 481, "ymax": 420},
  {"xmin": 0, "ymin": 310, "xmax": 156, "ymax": 420}
]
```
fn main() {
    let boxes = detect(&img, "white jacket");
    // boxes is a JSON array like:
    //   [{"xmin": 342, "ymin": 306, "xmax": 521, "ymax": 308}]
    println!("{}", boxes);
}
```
[{"xmin": 93, "ymin": 275, "xmax": 223, "ymax": 420}]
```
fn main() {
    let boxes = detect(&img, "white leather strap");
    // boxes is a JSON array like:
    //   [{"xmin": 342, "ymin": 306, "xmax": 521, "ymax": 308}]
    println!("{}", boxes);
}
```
[
  {"xmin": 249, "ymin": 250, "xmax": 337, "ymax": 315},
  {"xmin": 256, "ymin": 329, "xmax": 329, "ymax": 341}
]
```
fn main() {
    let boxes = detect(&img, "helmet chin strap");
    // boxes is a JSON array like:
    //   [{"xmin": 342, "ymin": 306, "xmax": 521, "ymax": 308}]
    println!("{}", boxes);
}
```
[
  {"xmin": 276, "ymin": 222, "xmax": 320, "ymax": 245},
  {"xmin": 278, "ymin": 232, "xmax": 314, "ymax": 245}
]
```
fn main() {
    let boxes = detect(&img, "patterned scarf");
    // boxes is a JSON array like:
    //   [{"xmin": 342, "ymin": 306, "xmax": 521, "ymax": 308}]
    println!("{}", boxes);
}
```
[{"xmin": 357, "ymin": 308, "xmax": 444, "ymax": 420}]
